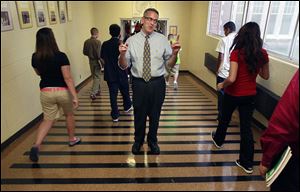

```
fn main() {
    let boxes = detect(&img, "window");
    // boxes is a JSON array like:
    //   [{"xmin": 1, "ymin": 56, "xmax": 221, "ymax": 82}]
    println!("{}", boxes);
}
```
[{"xmin": 208, "ymin": 1, "xmax": 299, "ymax": 65}]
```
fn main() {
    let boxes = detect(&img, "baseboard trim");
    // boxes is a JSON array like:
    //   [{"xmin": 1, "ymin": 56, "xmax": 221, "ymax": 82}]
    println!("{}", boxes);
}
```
[{"xmin": 1, "ymin": 76, "xmax": 92, "ymax": 151}]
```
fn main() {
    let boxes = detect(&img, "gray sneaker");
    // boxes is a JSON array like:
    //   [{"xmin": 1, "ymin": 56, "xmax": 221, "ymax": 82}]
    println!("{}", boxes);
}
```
[
  {"xmin": 174, "ymin": 82, "xmax": 178, "ymax": 90},
  {"xmin": 69, "ymin": 137, "xmax": 81, "ymax": 147},
  {"xmin": 211, "ymin": 131, "xmax": 223, "ymax": 149},
  {"xmin": 235, "ymin": 160, "xmax": 253, "ymax": 174},
  {"xmin": 124, "ymin": 106, "xmax": 133, "ymax": 113}
]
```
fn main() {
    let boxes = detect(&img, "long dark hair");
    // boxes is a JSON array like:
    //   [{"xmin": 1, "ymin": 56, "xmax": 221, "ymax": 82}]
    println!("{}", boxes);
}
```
[
  {"xmin": 35, "ymin": 27, "xmax": 59, "ymax": 62},
  {"xmin": 230, "ymin": 22, "xmax": 265, "ymax": 74}
]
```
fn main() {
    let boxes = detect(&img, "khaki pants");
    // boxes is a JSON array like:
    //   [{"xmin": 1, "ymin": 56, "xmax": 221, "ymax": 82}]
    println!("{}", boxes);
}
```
[
  {"xmin": 40, "ymin": 90, "xmax": 73, "ymax": 120},
  {"xmin": 89, "ymin": 59, "xmax": 101, "ymax": 95}
]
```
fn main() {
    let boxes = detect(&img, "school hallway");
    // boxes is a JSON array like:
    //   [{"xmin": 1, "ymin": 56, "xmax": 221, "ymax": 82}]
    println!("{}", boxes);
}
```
[{"xmin": 1, "ymin": 72, "xmax": 268, "ymax": 191}]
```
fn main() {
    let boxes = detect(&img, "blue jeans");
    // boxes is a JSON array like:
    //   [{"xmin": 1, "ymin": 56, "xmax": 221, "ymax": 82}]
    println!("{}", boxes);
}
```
[{"xmin": 214, "ymin": 93, "xmax": 255, "ymax": 168}]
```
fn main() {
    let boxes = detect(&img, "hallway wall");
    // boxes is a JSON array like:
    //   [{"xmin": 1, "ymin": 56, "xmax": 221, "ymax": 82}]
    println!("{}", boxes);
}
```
[{"xmin": 1, "ymin": 1, "xmax": 95, "ymax": 143}]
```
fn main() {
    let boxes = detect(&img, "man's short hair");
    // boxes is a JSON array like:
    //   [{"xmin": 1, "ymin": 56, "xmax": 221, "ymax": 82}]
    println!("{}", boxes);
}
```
[
  {"xmin": 223, "ymin": 21, "xmax": 236, "ymax": 32},
  {"xmin": 90, "ymin": 27, "xmax": 99, "ymax": 35},
  {"xmin": 109, "ymin": 24, "xmax": 121, "ymax": 37},
  {"xmin": 143, "ymin": 8, "xmax": 159, "ymax": 17}
]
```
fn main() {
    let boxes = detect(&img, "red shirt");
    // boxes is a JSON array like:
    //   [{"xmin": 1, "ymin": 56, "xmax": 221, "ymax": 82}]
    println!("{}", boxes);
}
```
[
  {"xmin": 260, "ymin": 70, "xmax": 299, "ymax": 168},
  {"xmin": 225, "ymin": 49, "xmax": 269, "ymax": 96}
]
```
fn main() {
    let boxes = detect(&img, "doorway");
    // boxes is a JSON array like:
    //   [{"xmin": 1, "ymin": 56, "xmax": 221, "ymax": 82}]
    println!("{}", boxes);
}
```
[{"xmin": 120, "ymin": 18, "xmax": 168, "ymax": 42}]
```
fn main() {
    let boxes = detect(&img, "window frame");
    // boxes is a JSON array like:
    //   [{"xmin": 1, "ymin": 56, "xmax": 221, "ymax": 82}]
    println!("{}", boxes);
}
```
[{"xmin": 208, "ymin": 1, "xmax": 299, "ymax": 66}]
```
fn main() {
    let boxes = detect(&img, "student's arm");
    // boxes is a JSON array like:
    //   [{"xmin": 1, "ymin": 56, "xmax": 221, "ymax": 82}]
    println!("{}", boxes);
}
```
[
  {"xmin": 216, "ymin": 52, "xmax": 224, "ymax": 75},
  {"xmin": 217, "ymin": 61, "xmax": 238, "ymax": 90},
  {"xmin": 61, "ymin": 65, "xmax": 79, "ymax": 109},
  {"xmin": 259, "ymin": 62, "xmax": 269, "ymax": 80}
]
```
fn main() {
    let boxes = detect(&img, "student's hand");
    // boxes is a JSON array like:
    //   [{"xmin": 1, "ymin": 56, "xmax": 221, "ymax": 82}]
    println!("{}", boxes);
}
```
[
  {"xmin": 171, "ymin": 35, "xmax": 181, "ymax": 55},
  {"xmin": 73, "ymin": 98, "xmax": 79, "ymax": 109},
  {"xmin": 259, "ymin": 162, "xmax": 268, "ymax": 178},
  {"xmin": 119, "ymin": 43, "xmax": 128, "ymax": 55},
  {"xmin": 217, "ymin": 82, "xmax": 223, "ymax": 91}
]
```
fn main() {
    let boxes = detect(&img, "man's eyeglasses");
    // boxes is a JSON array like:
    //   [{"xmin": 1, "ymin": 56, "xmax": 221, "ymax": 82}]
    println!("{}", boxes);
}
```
[{"xmin": 144, "ymin": 16, "xmax": 158, "ymax": 24}]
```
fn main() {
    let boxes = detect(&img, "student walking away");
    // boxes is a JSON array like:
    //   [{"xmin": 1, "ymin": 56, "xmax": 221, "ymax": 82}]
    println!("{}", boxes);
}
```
[
  {"xmin": 211, "ymin": 22, "xmax": 269, "ymax": 174},
  {"xmin": 101, "ymin": 24, "xmax": 132, "ymax": 122},
  {"xmin": 165, "ymin": 33, "xmax": 181, "ymax": 90},
  {"xmin": 30, "ymin": 27, "xmax": 81, "ymax": 162},
  {"xmin": 83, "ymin": 27, "xmax": 103, "ymax": 100},
  {"xmin": 215, "ymin": 21, "xmax": 236, "ymax": 121},
  {"xmin": 118, "ymin": 8, "xmax": 181, "ymax": 155},
  {"xmin": 259, "ymin": 70, "xmax": 299, "ymax": 191}
]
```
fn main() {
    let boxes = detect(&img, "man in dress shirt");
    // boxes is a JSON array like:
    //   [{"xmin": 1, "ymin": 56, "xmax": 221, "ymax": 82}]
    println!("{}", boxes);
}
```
[{"xmin": 118, "ymin": 8, "xmax": 181, "ymax": 155}]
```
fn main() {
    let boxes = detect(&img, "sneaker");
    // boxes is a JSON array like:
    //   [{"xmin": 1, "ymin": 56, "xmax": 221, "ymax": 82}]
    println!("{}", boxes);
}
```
[
  {"xmin": 69, "ymin": 137, "xmax": 81, "ymax": 147},
  {"xmin": 174, "ymin": 82, "xmax": 178, "ymax": 90},
  {"xmin": 235, "ymin": 160, "xmax": 253, "ymax": 174},
  {"xmin": 29, "ymin": 147, "xmax": 39, "ymax": 162},
  {"xmin": 211, "ymin": 131, "xmax": 223, "ymax": 149},
  {"xmin": 148, "ymin": 142, "xmax": 160, "ymax": 154},
  {"xmin": 90, "ymin": 94, "xmax": 96, "ymax": 100},
  {"xmin": 96, "ymin": 91, "xmax": 100, "ymax": 96},
  {"xmin": 166, "ymin": 81, "xmax": 170, "ymax": 86},
  {"xmin": 112, "ymin": 118, "xmax": 119, "ymax": 122},
  {"xmin": 132, "ymin": 142, "xmax": 142, "ymax": 154},
  {"xmin": 124, "ymin": 106, "xmax": 133, "ymax": 113}
]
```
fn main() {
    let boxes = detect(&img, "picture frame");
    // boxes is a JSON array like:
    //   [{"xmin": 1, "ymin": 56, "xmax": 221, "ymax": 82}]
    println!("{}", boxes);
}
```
[
  {"xmin": 66, "ymin": 1, "xmax": 72, "ymax": 22},
  {"xmin": 1, "ymin": 1, "xmax": 14, "ymax": 32},
  {"xmin": 169, "ymin": 25, "xmax": 177, "ymax": 35},
  {"xmin": 47, "ymin": 1, "xmax": 57, "ymax": 25},
  {"xmin": 58, "ymin": 1, "xmax": 66, "ymax": 23},
  {"xmin": 33, "ymin": 1, "xmax": 46, "ymax": 27},
  {"xmin": 15, "ymin": 1, "xmax": 33, "ymax": 29}
]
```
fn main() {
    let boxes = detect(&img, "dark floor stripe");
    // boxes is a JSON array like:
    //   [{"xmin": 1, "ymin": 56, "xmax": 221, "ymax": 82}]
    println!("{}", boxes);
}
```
[
  {"xmin": 1, "ymin": 175, "xmax": 264, "ymax": 185},
  {"xmin": 42, "ymin": 140, "xmax": 242, "ymax": 145},
  {"xmin": 52, "ymin": 125, "xmax": 238, "ymax": 129},
  {"xmin": 10, "ymin": 161, "xmax": 261, "ymax": 169},
  {"xmin": 79, "ymin": 100, "xmax": 213, "ymax": 103},
  {"xmin": 47, "ymin": 132, "xmax": 240, "ymax": 136},
  {"xmin": 82, "ymin": 93, "xmax": 206, "ymax": 96},
  {"xmin": 74, "ymin": 113, "xmax": 218, "ymax": 117},
  {"xmin": 76, "ymin": 109, "xmax": 217, "ymax": 111},
  {"xmin": 79, "ymin": 98, "xmax": 210, "ymax": 100},
  {"xmin": 78, "ymin": 104, "xmax": 216, "ymax": 107},
  {"xmin": 57, "ymin": 119, "xmax": 218, "ymax": 122},
  {"xmin": 23, "ymin": 150, "xmax": 262, "ymax": 156}
]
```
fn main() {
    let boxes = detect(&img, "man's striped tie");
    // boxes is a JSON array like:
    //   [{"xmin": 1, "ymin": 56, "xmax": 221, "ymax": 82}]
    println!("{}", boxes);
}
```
[{"xmin": 142, "ymin": 35, "xmax": 151, "ymax": 82}]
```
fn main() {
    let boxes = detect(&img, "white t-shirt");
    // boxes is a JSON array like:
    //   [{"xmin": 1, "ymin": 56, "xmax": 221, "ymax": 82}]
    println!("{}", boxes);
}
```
[{"xmin": 215, "ymin": 32, "xmax": 236, "ymax": 78}]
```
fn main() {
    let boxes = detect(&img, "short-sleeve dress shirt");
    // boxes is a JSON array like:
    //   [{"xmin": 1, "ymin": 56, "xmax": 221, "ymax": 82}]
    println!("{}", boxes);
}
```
[{"xmin": 124, "ymin": 31, "xmax": 172, "ymax": 78}]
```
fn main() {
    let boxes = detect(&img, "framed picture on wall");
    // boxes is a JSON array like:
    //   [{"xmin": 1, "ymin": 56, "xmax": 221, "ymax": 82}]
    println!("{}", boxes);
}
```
[
  {"xmin": 169, "ymin": 25, "xmax": 177, "ymax": 35},
  {"xmin": 47, "ymin": 1, "xmax": 57, "ymax": 25},
  {"xmin": 1, "ymin": 1, "xmax": 14, "ymax": 32},
  {"xmin": 58, "ymin": 1, "xmax": 66, "ymax": 23},
  {"xmin": 66, "ymin": 1, "xmax": 72, "ymax": 22},
  {"xmin": 33, "ymin": 1, "xmax": 46, "ymax": 27},
  {"xmin": 15, "ymin": 1, "xmax": 33, "ymax": 29}
]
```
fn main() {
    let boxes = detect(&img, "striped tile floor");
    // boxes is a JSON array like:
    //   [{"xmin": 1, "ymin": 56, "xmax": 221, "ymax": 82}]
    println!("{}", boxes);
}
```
[{"xmin": 1, "ymin": 73, "xmax": 268, "ymax": 191}]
